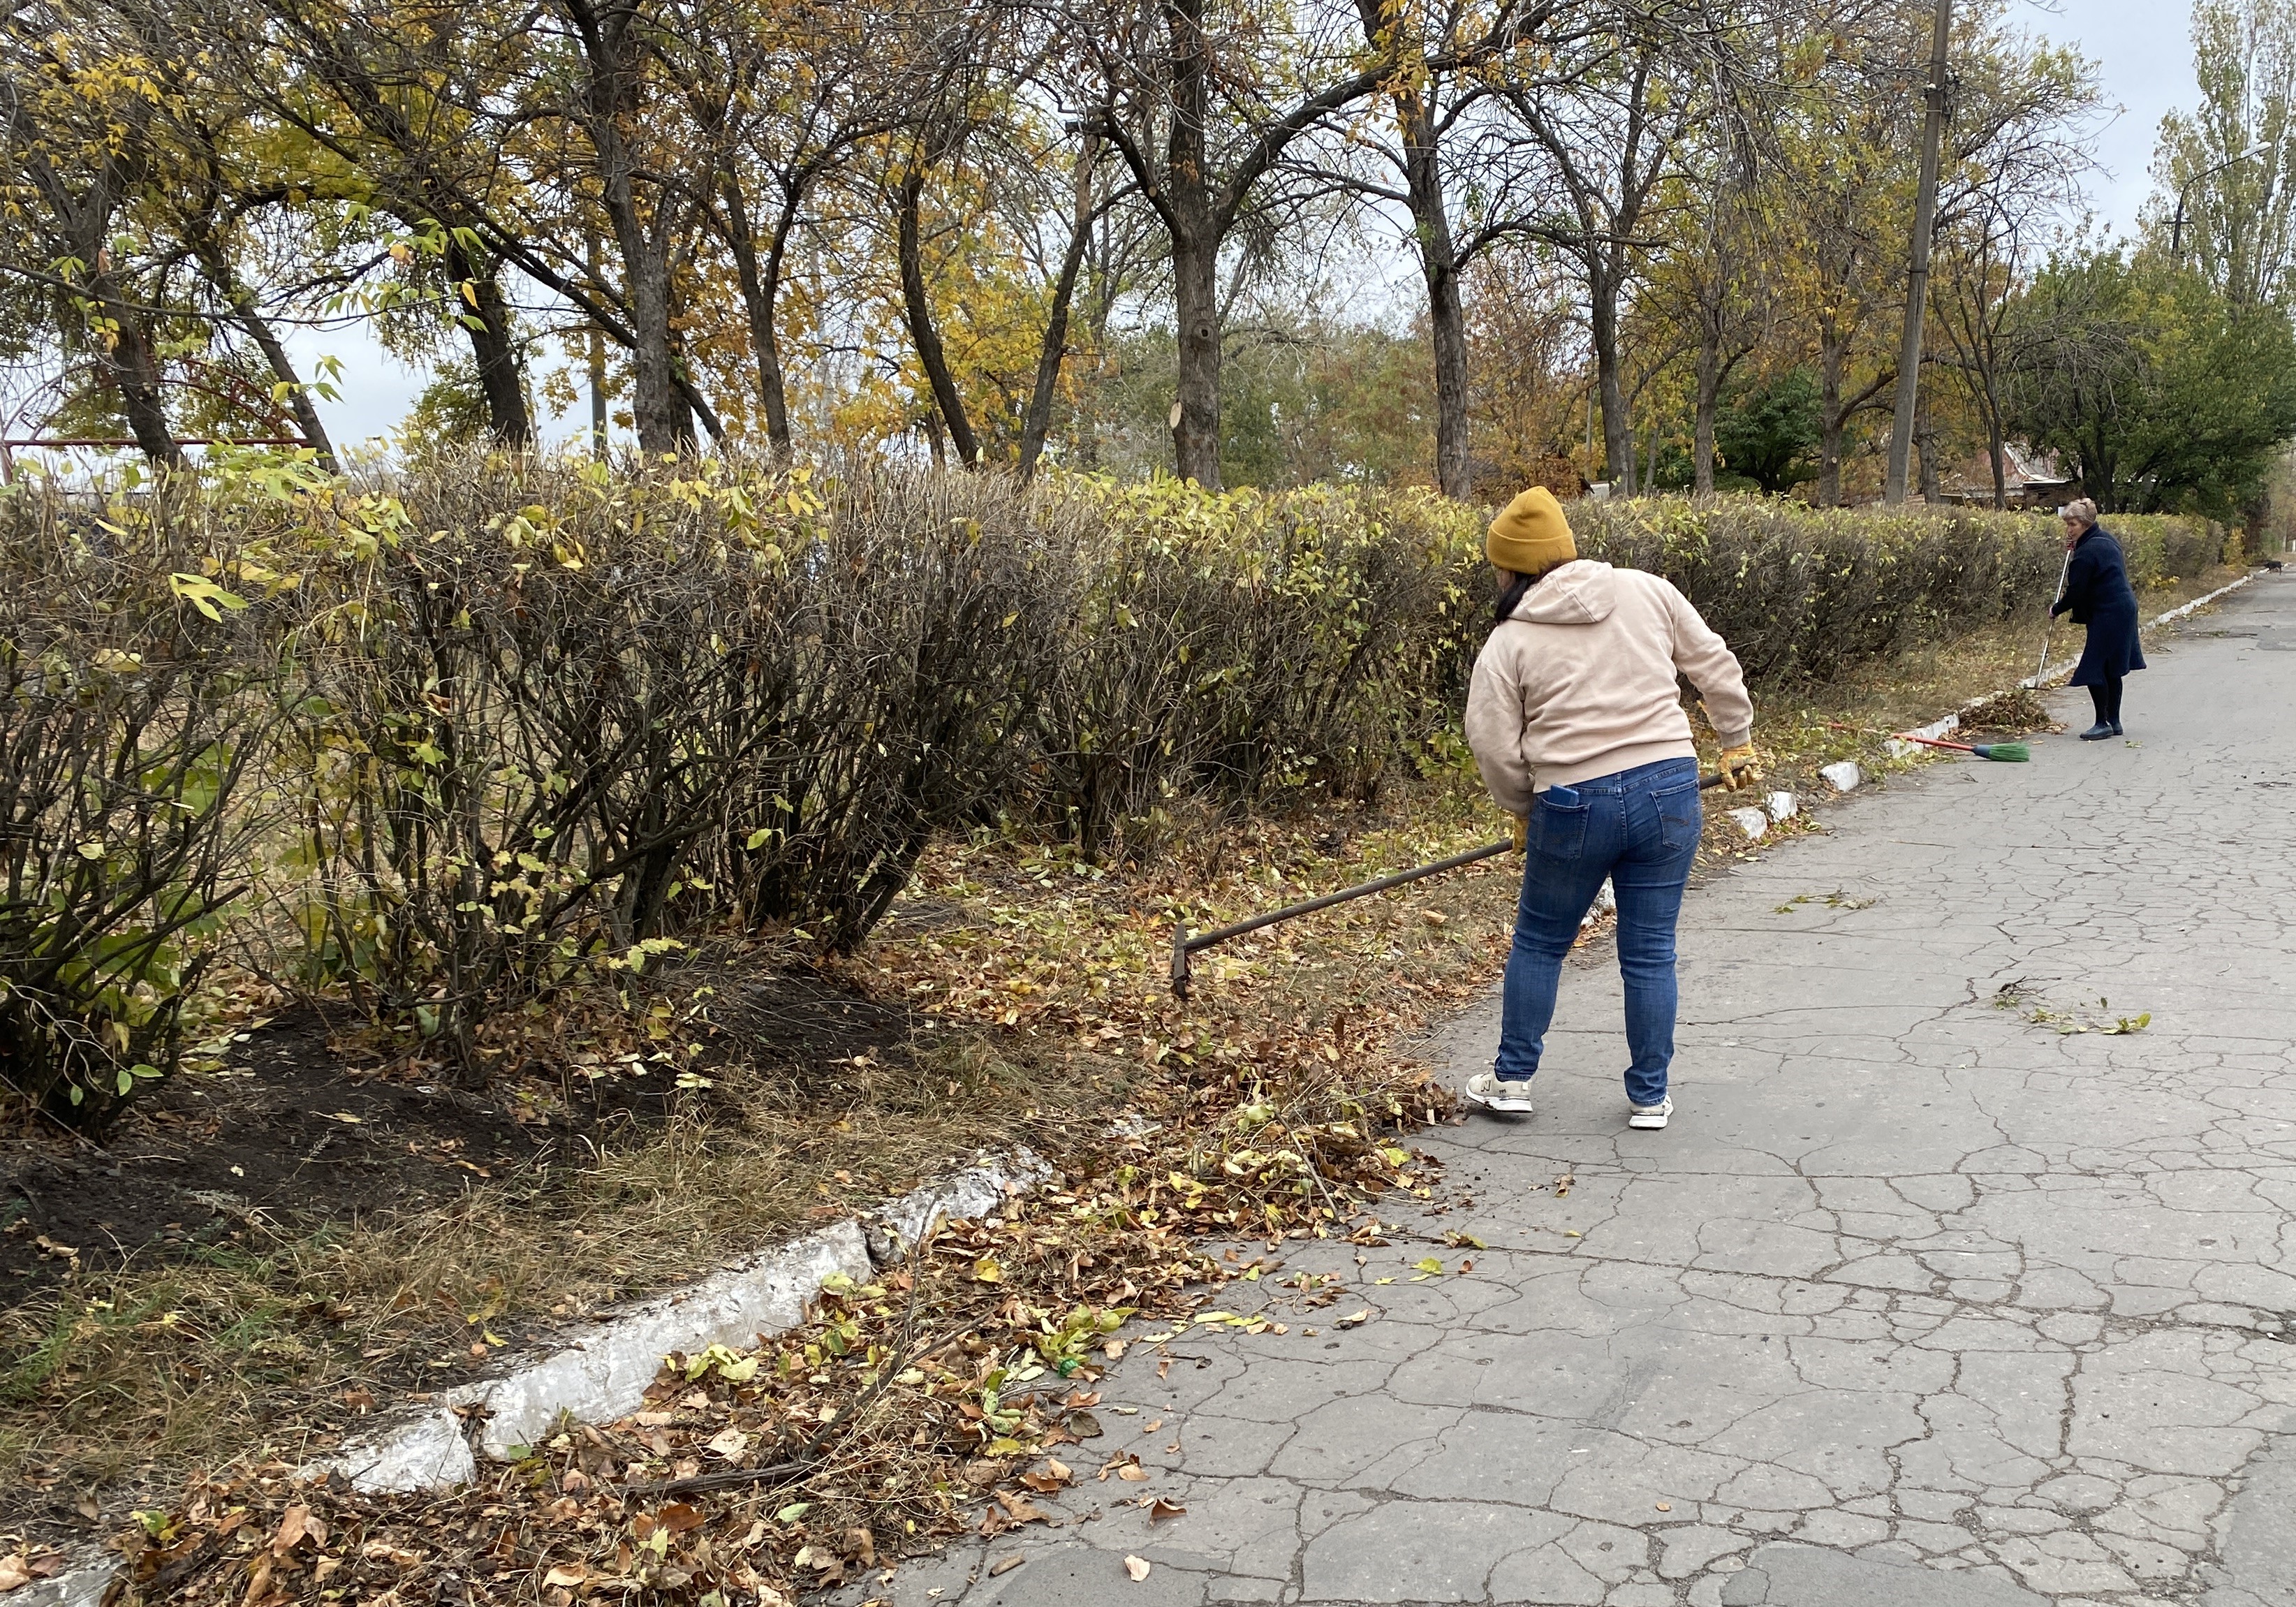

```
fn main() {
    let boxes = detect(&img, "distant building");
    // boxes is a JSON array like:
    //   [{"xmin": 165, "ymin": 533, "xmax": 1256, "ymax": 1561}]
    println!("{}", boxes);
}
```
[{"xmin": 1940, "ymin": 443, "xmax": 2075, "ymax": 508}]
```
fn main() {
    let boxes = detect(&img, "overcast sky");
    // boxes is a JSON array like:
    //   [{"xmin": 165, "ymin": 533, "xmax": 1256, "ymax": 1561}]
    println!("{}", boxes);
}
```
[
  {"xmin": 2024, "ymin": 0, "xmax": 2196, "ymax": 242},
  {"xmin": 287, "ymin": 0, "xmax": 2200, "ymax": 453}
]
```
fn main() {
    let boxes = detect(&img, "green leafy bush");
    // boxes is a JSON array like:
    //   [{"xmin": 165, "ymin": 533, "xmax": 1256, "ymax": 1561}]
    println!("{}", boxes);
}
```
[
  {"xmin": 0, "ymin": 456, "xmax": 2229, "ymax": 1106},
  {"xmin": 0, "ymin": 486, "xmax": 281, "ymax": 1131},
  {"xmin": 1563, "ymin": 498, "xmax": 2222, "ymax": 685}
]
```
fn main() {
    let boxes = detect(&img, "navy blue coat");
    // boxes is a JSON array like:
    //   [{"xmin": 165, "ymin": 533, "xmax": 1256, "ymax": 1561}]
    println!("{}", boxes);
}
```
[{"xmin": 2051, "ymin": 527, "xmax": 2146, "ymax": 686}]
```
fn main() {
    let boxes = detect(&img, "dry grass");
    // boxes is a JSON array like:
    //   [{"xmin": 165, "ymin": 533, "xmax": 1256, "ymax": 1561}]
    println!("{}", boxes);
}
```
[
  {"xmin": 6, "ymin": 562, "xmax": 2248, "ymax": 1539},
  {"xmin": 0, "ymin": 1028, "xmax": 1117, "ymax": 1503}
]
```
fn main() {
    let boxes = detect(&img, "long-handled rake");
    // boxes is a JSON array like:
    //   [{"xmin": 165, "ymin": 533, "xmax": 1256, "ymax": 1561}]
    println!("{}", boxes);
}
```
[{"xmin": 1170, "ymin": 769, "xmax": 1737, "ymax": 998}]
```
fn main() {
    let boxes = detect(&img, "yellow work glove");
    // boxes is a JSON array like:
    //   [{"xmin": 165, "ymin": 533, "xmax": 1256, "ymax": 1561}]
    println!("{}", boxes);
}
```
[
  {"xmin": 1510, "ymin": 812, "xmax": 1529, "ymax": 852},
  {"xmin": 1719, "ymin": 743, "xmax": 1761, "ymax": 791}
]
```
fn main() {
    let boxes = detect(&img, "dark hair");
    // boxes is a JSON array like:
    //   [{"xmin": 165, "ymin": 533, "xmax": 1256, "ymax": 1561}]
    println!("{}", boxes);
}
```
[{"xmin": 1494, "ymin": 566, "xmax": 1550, "ymax": 624}]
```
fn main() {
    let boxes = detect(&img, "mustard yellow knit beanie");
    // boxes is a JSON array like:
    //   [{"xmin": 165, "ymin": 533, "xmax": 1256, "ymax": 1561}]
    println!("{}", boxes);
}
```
[{"xmin": 1487, "ymin": 487, "xmax": 1577, "ymax": 576}]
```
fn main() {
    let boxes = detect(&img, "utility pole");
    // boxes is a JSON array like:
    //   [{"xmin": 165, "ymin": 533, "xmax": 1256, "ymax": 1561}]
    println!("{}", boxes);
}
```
[{"xmin": 1885, "ymin": 0, "xmax": 1951, "ymax": 506}]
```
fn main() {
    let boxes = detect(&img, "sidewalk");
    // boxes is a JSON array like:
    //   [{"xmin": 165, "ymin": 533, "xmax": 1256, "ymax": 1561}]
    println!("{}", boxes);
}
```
[{"xmin": 853, "ymin": 572, "xmax": 2296, "ymax": 1607}]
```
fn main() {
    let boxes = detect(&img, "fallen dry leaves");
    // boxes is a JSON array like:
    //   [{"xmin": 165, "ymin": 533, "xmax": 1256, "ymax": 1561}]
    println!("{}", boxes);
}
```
[{"xmin": 122, "ymin": 791, "xmax": 1508, "ymax": 1606}]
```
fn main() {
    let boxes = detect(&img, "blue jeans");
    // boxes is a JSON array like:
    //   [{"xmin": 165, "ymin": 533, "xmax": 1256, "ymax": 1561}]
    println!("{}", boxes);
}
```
[{"xmin": 1495, "ymin": 757, "xmax": 1700, "ymax": 1106}]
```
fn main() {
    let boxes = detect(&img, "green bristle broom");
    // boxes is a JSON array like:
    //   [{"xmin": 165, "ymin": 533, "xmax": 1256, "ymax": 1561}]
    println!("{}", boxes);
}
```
[
  {"xmin": 1827, "ymin": 722, "xmax": 2031, "ymax": 763},
  {"xmin": 1894, "ymin": 731, "xmax": 2031, "ymax": 763}
]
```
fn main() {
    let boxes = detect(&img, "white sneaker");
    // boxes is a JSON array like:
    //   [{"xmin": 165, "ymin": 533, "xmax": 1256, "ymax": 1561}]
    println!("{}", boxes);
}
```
[
  {"xmin": 1628, "ymin": 1096, "xmax": 1673, "ymax": 1129},
  {"xmin": 1464, "ymin": 1072, "xmax": 1536, "ymax": 1114}
]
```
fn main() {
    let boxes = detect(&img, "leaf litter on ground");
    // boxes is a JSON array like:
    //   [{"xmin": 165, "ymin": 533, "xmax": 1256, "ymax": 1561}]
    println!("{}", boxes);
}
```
[{"xmin": 112, "ymin": 787, "xmax": 1525, "ymax": 1605}]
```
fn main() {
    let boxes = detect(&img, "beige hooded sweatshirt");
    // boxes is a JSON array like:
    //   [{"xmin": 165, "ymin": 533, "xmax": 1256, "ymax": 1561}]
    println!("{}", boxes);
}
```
[{"xmin": 1465, "ymin": 559, "xmax": 1752, "ymax": 812}]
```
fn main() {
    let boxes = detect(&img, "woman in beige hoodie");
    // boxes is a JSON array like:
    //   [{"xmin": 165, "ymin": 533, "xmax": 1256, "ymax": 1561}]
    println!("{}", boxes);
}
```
[{"xmin": 1462, "ymin": 487, "xmax": 1757, "ymax": 1129}]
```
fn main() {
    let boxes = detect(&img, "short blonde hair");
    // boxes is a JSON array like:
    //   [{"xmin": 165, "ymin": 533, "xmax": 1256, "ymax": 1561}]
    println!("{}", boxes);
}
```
[{"xmin": 2059, "ymin": 497, "xmax": 2098, "ymax": 527}]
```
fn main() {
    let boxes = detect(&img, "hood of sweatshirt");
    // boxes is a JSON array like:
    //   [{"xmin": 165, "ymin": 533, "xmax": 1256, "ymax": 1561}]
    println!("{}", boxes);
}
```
[{"xmin": 1508, "ymin": 559, "xmax": 1617, "ymax": 626}]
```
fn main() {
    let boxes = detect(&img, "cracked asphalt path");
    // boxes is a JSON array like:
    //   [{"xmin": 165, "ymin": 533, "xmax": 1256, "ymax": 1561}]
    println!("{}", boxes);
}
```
[{"xmin": 851, "ymin": 573, "xmax": 2296, "ymax": 1607}]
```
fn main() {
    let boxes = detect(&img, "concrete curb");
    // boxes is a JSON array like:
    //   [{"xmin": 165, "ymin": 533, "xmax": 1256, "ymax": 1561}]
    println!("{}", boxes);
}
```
[
  {"xmin": 15, "ymin": 1563, "xmax": 114, "ymax": 1607},
  {"xmin": 38, "ymin": 1151, "xmax": 1047, "ymax": 1605},
  {"xmin": 321, "ymin": 1220, "xmax": 876, "ymax": 1491},
  {"xmin": 326, "ymin": 1148, "xmax": 1046, "ymax": 1488}
]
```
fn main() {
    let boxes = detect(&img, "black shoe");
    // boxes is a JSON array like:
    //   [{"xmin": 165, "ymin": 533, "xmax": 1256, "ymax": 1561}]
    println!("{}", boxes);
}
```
[
  {"xmin": 2079, "ymin": 723, "xmax": 2113, "ymax": 740},
  {"xmin": 2110, "ymin": 721, "xmax": 2124, "ymax": 736}
]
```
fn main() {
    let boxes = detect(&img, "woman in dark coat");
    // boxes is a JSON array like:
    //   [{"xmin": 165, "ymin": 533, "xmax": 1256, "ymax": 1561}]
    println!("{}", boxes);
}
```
[{"xmin": 2050, "ymin": 498, "xmax": 2145, "ymax": 740}]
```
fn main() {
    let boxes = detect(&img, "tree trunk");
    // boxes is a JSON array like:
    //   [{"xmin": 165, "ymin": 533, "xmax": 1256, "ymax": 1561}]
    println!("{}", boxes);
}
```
[
  {"xmin": 1816, "ymin": 328, "xmax": 1848, "ymax": 508},
  {"xmin": 721, "ymin": 179, "xmax": 795, "ymax": 467},
  {"xmin": 1018, "ymin": 141, "xmax": 1096, "ymax": 480},
  {"xmin": 94, "ymin": 282, "xmax": 181, "ymax": 468},
  {"xmin": 1984, "ymin": 376, "xmax": 2008, "ymax": 509},
  {"xmin": 897, "ymin": 166, "xmax": 981, "ymax": 468},
  {"xmin": 1589, "ymin": 270, "xmax": 1633, "ymax": 494},
  {"xmin": 573, "ymin": 0, "xmax": 691, "ymax": 457},
  {"xmin": 1165, "ymin": 0, "xmax": 1222, "ymax": 487},
  {"xmin": 619, "ymin": 223, "xmax": 691, "ymax": 455},
  {"xmin": 1396, "ymin": 87, "xmax": 1471, "ymax": 499},
  {"xmin": 235, "ymin": 300, "xmax": 338, "ymax": 470},
  {"xmin": 444, "ymin": 238, "xmax": 532, "ymax": 447},
  {"xmin": 1170, "ymin": 226, "xmax": 1221, "ymax": 485},
  {"xmin": 1693, "ymin": 335, "xmax": 1721, "ymax": 495}
]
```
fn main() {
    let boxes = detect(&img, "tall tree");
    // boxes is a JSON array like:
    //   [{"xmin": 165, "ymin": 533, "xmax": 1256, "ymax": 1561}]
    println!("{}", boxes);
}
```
[
  {"xmin": 1074, "ymin": 0, "xmax": 1527, "ymax": 488},
  {"xmin": 212, "ymin": 0, "xmax": 539, "ymax": 445},
  {"xmin": 0, "ymin": 0, "xmax": 184, "ymax": 461},
  {"xmin": 1929, "ymin": 198, "xmax": 2026, "ymax": 507},
  {"xmin": 2006, "ymin": 249, "xmax": 2296, "ymax": 515},
  {"xmin": 547, "ymin": 0, "xmax": 700, "ymax": 452},
  {"xmin": 1325, "ymin": 0, "xmax": 1580, "ymax": 499},
  {"xmin": 672, "ymin": 0, "xmax": 904, "ymax": 463},
  {"xmin": 2154, "ymin": 0, "xmax": 2296, "ymax": 307},
  {"xmin": 1638, "ymin": 151, "xmax": 1772, "ymax": 494},
  {"xmin": 1499, "ymin": 13, "xmax": 1714, "ymax": 494}
]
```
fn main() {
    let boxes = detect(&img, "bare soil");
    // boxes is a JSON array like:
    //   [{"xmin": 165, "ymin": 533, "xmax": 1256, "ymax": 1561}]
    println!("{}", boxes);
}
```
[
  {"xmin": 0, "ymin": 965, "xmax": 923, "ymax": 1299},
  {"xmin": 3, "ymin": 1011, "xmax": 564, "ymax": 1293}
]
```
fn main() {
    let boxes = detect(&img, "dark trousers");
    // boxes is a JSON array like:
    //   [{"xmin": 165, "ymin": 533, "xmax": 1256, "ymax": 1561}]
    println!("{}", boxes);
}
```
[{"xmin": 2089, "ymin": 679, "xmax": 2124, "ymax": 726}]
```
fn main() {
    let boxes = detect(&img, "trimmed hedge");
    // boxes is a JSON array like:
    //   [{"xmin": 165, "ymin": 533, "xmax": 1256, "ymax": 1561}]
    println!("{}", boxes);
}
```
[
  {"xmin": 0, "ymin": 457, "xmax": 2225, "ymax": 1122},
  {"xmin": 1563, "ymin": 500, "xmax": 2225, "ymax": 685}
]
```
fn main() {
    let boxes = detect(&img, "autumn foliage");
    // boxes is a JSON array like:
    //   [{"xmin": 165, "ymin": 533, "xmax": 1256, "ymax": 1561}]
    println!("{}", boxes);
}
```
[{"xmin": 0, "ymin": 454, "xmax": 2225, "ymax": 1125}]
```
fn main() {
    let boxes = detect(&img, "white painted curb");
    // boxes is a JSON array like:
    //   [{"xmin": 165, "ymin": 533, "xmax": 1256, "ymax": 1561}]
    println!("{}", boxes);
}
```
[
  {"xmin": 1887, "ymin": 714, "xmax": 1959, "ymax": 760},
  {"xmin": 34, "ymin": 1152, "xmax": 1051, "ymax": 1603},
  {"xmin": 319, "ymin": 1150, "xmax": 1043, "ymax": 1488},
  {"xmin": 15, "ymin": 1562, "xmax": 112, "ymax": 1607},
  {"xmin": 1819, "ymin": 761, "xmax": 1862, "ymax": 793},
  {"xmin": 2152, "ymin": 570, "xmax": 2258, "ymax": 624},
  {"xmin": 325, "ymin": 1220, "xmax": 875, "ymax": 1489},
  {"xmin": 1577, "ymin": 876, "xmax": 1616, "ymax": 929},
  {"xmin": 1729, "ymin": 807, "xmax": 1769, "ymax": 841},
  {"xmin": 866, "ymin": 1152, "xmax": 1046, "ymax": 1264}
]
